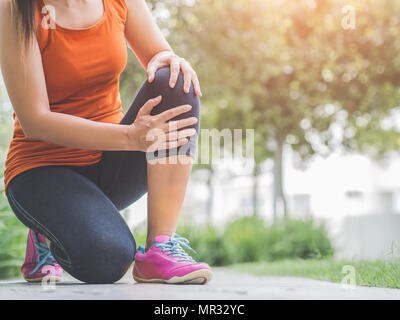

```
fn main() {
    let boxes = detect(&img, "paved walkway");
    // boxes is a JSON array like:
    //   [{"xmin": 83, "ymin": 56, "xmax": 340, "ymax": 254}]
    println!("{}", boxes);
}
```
[{"xmin": 0, "ymin": 268, "xmax": 399, "ymax": 300}]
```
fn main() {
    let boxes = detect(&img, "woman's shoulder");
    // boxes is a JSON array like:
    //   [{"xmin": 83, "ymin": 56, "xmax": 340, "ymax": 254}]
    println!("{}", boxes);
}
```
[
  {"xmin": 0, "ymin": 0, "xmax": 21, "ymax": 44},
  {"xmin": 0, "ymin": 0, "xmax": 12, "ymax": 9},
  {"xmin": 108, "ymin": 0, "xmax": 128, "ymax": 24},
  {"xmin": 0, "ymin": 0, "xmax": 12, "ymax": 18}
]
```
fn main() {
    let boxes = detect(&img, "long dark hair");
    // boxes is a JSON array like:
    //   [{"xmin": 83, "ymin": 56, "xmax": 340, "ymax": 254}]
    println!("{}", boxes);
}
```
[{"xmin": 11, "ymin": 0, "xmax": 37, "ymax": 50}]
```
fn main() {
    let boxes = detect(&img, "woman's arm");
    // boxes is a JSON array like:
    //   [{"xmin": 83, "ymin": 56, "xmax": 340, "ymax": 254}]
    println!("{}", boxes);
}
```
[
  {"xmin": 125, "ymin": 0, "xmax": 202, "ymax": 96},
  {"xmin": 0, "ymin": 1, "xmax": 194, "ymax": 152},
  {"xmin": 125, "ymin": 0, "xmax": 171, "ymax": 69}
]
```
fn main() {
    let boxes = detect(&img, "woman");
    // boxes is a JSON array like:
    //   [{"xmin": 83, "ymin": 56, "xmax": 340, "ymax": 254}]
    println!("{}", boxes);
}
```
[{"xmin": 0, "ymin": 0, "xmax": 212, "ymax": 284}]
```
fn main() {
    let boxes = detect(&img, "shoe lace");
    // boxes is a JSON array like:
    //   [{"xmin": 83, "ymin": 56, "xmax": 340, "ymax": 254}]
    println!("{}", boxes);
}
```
[
  {"xmin": 29, "ymin": 231, "xmax": 56, "ymax": 276},
  {"xmin": 155, "ymin": 233, "xmax": 197, "ymax": 262}
]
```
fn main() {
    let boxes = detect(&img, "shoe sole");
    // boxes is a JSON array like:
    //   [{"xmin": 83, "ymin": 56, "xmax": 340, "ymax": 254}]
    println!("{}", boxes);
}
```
[
  {"xmin": 23, "ymin": 276, "xmax": 63, "ymax": 283},
  {"xmin": 133, "ymin": 269, "xmax": 213, "ymax": 285}
]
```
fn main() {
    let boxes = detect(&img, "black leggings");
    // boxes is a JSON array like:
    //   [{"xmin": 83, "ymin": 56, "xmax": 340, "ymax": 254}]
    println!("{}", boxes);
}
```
[{"xmin": 6, "ymin": 67, "xmax": 200, "ymax": 284}]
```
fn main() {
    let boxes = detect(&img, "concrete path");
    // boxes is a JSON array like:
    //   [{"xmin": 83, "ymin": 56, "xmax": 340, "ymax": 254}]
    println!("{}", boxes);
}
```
[{"xmin": 0, "ymin": 268, "xmax": 399, "ymax": 300}]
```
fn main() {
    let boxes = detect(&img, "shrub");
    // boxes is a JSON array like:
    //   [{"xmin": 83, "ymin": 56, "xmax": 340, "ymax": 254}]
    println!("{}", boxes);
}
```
[
  {"xmin": 263, "ymin": 219, "xmax": 334, "ymax": 261},
  {"xmin": 223, "ymin": 216, "xmax": 268, "ymax": 264},
  {"xmin": 0, "ymin": 190, "xmax": 27, "ymax": 279},
  {"xmin": 178, "ymin": 224, "xmax": 230, "ymax": 266}
]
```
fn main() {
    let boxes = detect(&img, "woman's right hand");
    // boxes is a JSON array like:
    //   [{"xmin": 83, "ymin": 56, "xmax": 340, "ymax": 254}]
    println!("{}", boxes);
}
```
[{"xmin": 128, "ymin": 95, "xmax": 198, "ymax": 152}]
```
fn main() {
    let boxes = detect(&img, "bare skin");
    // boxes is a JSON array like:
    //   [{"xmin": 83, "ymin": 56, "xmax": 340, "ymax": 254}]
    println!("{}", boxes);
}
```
[
  {"xmin": 146, "ymin": 155, "xmax": 193, "ymax": 250},
  {"xmin": 0, "ymin": 0, "xmax": 202, "ymax": 250}
]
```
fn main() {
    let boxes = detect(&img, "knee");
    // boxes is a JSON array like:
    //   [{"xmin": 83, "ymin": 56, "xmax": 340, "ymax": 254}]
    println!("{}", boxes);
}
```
[
  {"xmin": 85, "ymin": 246, "xmax": 135, "ymax": 284},
  {"xmin": 145, "ymin": 66, "xmax": 201, "ymax": 159},
  {"xmin": 149, "ymin": 67, "xmax": 200, "ymax": 120},
  {"xmin": 71, "ymin": 237, "xmax": 136, "ymax": 284},
  {"xmin": 152, "ymin": 66, "xmax": 186, "ymax": 94}
]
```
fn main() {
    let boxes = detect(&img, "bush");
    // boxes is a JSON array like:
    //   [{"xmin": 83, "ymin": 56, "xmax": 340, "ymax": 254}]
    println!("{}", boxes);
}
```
[
  {"xmin": 178, "ymin": 224, "xmax": 230, "ymax": 266},
  {"xmin": 0, "ymin": 190, "xmax": 27, "ymax": 279},
  {"xmin": 263, "ymin": 219, "xmax": 334, "ymax": 261},
  {"xmin": 223, "ymin": 216, "xmax": 268, "ymax": 264},
  {"xmin": 222, "ymin": 217, "xmax": 333, "ymax": 264}
]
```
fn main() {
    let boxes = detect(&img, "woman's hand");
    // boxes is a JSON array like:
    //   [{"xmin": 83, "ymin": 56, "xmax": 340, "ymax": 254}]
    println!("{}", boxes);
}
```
[
  {"xmin": 146, "ymin": 51, "xmax": 202, "ymax": 97},
  {"xmin": 128, "ymin": 95, "xmax": 198, "ymax": 152}
]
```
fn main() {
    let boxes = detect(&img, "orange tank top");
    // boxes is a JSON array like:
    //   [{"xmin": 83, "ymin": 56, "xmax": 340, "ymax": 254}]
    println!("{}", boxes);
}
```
[{"xmin": 4, "ymin": 0, "xmax": 128, "ymax": 194}]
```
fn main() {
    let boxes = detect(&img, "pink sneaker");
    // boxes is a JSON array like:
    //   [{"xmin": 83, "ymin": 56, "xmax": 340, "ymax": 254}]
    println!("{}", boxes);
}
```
[
  {"xmin": 21, "ymin": 230, "xmax": 63, "ymax": 282},
  {"xmin": 133, "ymin": 234, "xmax": 213, "ymax": 284}
]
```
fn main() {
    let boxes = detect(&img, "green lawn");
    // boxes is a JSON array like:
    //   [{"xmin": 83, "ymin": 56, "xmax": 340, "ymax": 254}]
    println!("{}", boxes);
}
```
[{"xmin": 229, "ymin": 259, "xmax": 400, "ymax": 289}]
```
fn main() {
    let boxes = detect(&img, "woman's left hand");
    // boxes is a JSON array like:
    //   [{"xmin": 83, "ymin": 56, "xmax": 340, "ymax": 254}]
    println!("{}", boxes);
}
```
[{"xmin": 147, "ymin": 51, "xmax": 202, "ymax": 97}]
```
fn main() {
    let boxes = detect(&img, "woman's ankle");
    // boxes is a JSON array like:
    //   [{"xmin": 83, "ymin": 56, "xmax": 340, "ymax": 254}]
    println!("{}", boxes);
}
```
[{"xmin": 146, "ymin": 231, "xmax": 174, "ymax": 251}]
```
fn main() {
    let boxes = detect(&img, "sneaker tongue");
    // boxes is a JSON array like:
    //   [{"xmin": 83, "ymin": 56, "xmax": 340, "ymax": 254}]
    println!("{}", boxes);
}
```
[{"xmin": 154, "ymin": 235, "xmax": 171, "ymax": 243}]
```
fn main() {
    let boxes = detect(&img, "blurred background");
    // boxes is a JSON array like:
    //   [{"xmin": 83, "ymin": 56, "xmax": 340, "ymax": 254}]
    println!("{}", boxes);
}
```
[{"xmin": 1, "ymin": 0, "xmax": 400, "ymax": 286}]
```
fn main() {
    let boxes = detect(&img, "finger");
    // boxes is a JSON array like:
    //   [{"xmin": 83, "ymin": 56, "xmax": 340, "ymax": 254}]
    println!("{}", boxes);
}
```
[
  {"xmin": 162, "ymin": 117, "xmax": 198, "ymax": 132},
  {"xmin": 192, "ymin": 73, "xmax": 202, "ymax": 96},
  {"xmin": 183, "ymin": 71, "xmax": 193, "ymax": 94},
  {"xmin": 165, "ymin": 128, "xmax": 197, "ymax": 141},
  {"xmin": 155, "ymin": 104, "xmax": 192, "ymax": 123},
  {"xmin": 147, "ymin": 62, "xmax": 159, "ymax": 83},
  {"xmin": 179, "ymin": 60, "xmax": 193, "ymax": 94},
  {"xmin": 139, "ymin": 95, "xmax": 162, "ymax": 115},
  {"xmin": 169, "ymin": 58, "xmax": 180, "ymax": 88}
]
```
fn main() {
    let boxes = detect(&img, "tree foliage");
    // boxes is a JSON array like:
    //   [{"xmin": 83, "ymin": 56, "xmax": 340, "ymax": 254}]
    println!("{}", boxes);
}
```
[{"xmin": 118, "ymin": 0, "xmax": 400, "ymax": 217}]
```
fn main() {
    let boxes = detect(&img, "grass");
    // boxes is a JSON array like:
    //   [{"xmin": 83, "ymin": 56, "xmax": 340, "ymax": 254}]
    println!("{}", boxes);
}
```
[{"xmin": 229, "ymin": 259, "xmax": 400, "ymax": 289}]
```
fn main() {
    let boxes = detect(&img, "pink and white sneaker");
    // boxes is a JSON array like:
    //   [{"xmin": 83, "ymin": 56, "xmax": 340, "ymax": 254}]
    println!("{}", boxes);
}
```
[
  {"xmin": 133, "ymin": 234, "xmax": 213, "ymax": 284},
  {"xmin": 21, "ymin": 230, "xmax": 63, "ymax": 282}
]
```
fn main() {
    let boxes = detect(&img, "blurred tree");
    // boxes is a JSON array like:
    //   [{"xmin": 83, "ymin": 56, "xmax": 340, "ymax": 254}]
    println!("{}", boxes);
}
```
[
  {"xmin": 168, "ymin": 0, "xmax": 400, "ymax": 219},
  {"xmin": 119, "ymin": 0, "xmax": 400, "ymax": 220}
]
